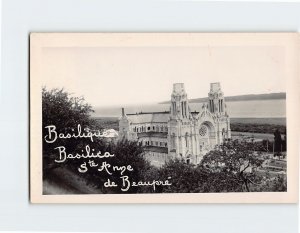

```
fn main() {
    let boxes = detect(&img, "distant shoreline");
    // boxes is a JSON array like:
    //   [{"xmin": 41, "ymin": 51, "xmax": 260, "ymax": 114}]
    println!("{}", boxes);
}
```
[
  {"xmin": 92, "ymin": 117, "xmax": 286, "ymax": 125},
  {"xmin": 91, "ymin": 116, "xmax": 286, "ymax": 135},
  {"xmin": 159, "ymin": 92, "xmax": 286, "ymax": 104}
]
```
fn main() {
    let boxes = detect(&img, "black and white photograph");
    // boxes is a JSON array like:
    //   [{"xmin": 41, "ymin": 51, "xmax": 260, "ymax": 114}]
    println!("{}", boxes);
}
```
[
  {"xmin": 3, "ymin": 0, "xmax": 300, "ymax": 232},
  {"xmin": 30, "ymin": 33, "xmax": 299, "ymax": 203}
]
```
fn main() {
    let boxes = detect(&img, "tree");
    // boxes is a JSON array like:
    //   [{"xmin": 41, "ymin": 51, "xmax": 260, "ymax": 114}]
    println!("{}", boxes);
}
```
[
  {"xmin": 139, "ymin": 159, "xmax": 216, "ymax": 193},
  {"xmin": 261, "ymin": 139, "xmax": 273, "ymax": 152},
  {"xmin": 199, "ymin": 140, "xmax": 264, "ymax": 192},
  {"xmin": 250, "ymin": 173, "xmax": 287, "ymax": 192},
  {"xmin": 42, "ymin": 87, "xmax": 151, "ymax": 194},
  {"xmin": 63, "ymin": 138, "xmax": 151, "ymax": 194},
  {"xmin": 156, "ymin": 159, "xmax": 209, "ymax": 193},
  {"xmin": 42, "ymin": 87, "xmax": 96, "ymax": 177},
  {"xmin": 274, "ymin": 129, "xmax": 282, "ymax": 158},
  {"xmin": 42, "ymin": 87, "xmax": 94, "ymax": 132},
  {"xmin": 93, "ymin": 139, "xmax": 151, "ymax": 194}
]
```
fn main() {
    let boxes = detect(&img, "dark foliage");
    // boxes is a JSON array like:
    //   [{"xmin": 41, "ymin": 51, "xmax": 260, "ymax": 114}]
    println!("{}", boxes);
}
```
[
  {"xmin": 42, "ymin": 87, "xmax": 150, "ymax": 193},
  {"xmin": 199, "ymin": 140, "xmax": 264, "ymax": 192},
  {"xmin": 63, "ymin": 139, "xmax": 150, "ymax": 194},
  {"xmin": 42, "ymin": 87, "xmax": 96, "ymax": 177}
]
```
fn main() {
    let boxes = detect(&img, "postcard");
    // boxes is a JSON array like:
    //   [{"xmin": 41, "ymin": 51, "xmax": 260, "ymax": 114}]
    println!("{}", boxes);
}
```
[{"xmin": 30, "ymin": 33, "xmax": 299, "ymax": 203}]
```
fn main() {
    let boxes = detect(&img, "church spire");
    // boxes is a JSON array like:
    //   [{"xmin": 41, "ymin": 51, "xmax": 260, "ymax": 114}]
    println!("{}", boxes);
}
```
[
  {"xmin": 208, "ymin": 82, "xmax": 225, "ymax": 114},
  {"xmin": 170, "ymin": 83, "xmax": 189, "ymax": 119}
]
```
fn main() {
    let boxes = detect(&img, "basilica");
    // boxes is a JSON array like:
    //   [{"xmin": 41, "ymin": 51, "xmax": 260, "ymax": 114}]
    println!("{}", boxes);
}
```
[{"xmin": 119, "ymin": 82, "xmax": 231, "ymax": 166}]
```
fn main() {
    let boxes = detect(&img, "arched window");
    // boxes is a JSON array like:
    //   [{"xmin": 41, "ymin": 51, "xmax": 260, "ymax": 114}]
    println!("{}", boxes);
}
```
[
  {"xmin": 185, "ymin": 133, "xmax": 189, "ymax": 147},
  {"xmin": 186, "ymin": 158, "xmax": 190, "ymax": 165},
  {"xmin": 171, "ymin": 133, "xmax": 176, "ymax": 149},
  {"xmin": 199, "ymin": 125, "xmax": 208, "ymax": 137}
]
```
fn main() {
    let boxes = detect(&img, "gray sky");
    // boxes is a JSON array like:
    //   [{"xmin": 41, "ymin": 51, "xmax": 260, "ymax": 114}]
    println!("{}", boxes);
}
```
[{"xmin": 42, "ymin": 46, "xmax": 286, "ymax": 107}]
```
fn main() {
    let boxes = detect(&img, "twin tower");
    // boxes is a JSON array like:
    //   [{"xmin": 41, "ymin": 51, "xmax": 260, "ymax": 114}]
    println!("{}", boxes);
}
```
[{"xmin": 170, "ymin": 82, "xmax": 227, "ymax": 120}]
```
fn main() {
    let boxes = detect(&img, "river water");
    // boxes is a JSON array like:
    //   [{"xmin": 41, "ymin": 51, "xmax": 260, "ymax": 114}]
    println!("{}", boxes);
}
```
[{"xmin": 93, "ymin": 99, "xmax": 286, "ymax": 118}]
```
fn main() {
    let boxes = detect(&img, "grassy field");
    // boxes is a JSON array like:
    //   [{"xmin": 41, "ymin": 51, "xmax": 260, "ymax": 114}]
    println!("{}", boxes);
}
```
[
  {"xmin": 230, "ymin": 118, "xmax": 286, "ymax": 134},
  {"xmin": 231, "ymin": 117, "xmax": 286, "ymax": 126},
  {"xmin": 231, "ymin": 131, "xmax": 274, "ymax": 141}
]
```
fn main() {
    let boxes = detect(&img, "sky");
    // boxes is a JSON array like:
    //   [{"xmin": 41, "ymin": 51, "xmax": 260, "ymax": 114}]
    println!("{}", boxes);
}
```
[{"xmin": 41, "ymin": 45, "xmax": 286, "ymax": 107}]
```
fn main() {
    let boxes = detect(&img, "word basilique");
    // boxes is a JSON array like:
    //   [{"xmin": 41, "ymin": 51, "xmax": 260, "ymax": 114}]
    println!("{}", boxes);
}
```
[
  {"xmin": 44, "ymin": 124, "xmax": 107, "ymax": 143},
  {"xmin": 54, "ymin": 145, "xmax": 114, "ymax": 163}
]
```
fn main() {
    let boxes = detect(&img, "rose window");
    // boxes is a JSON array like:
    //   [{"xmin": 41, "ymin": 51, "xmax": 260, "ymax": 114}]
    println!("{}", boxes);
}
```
[{"xmin": 199, "ymin": 125, "xmax": 208, "ymax": 137}]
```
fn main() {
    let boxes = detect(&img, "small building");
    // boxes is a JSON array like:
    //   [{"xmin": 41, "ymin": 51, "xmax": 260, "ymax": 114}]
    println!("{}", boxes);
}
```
[{"xmin": 119, "ymin": 82, "xmax": 231, "ymax": 166}]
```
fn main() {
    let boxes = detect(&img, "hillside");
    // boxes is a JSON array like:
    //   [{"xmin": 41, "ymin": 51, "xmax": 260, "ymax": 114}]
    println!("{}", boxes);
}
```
[{"xmin": 159, "ymin": 92, "xmax": 286, "ymax": 104}]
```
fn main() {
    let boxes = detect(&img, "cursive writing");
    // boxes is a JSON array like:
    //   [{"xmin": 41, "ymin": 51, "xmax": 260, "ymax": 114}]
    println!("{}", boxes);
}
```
[
  {"xmin": 54, "ymin": 145, "xmax": 114, "ymax": 163},
  {"xmin": 44, "ymin": 124, "xmax": 107, "ymax": 143}
]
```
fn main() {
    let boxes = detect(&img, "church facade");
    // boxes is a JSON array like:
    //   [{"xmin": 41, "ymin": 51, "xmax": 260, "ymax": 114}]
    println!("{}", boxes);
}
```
[{"xmin": 119, "ymin": 82, "xmax": 231, "ymax": 166}]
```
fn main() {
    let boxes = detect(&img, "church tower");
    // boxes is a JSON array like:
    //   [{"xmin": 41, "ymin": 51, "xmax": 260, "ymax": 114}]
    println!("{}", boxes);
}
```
[
  {"xmin": 207, "ymin": 82, "xmax": 231, "ymax": 144},
  {"xmin": 119, "ymin": 108, "xmax": 137, "ymax": 141},
  {"xmin": 168, "ymin": 83, "xmax": 194, "ymax": 161},
  {"xmin": 208, "ymin": 82, "xmax": 225, "ymax": 115},
  {"xmin": 170, "ymin": 83, "xmax": 189, "ymax": 119}
]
